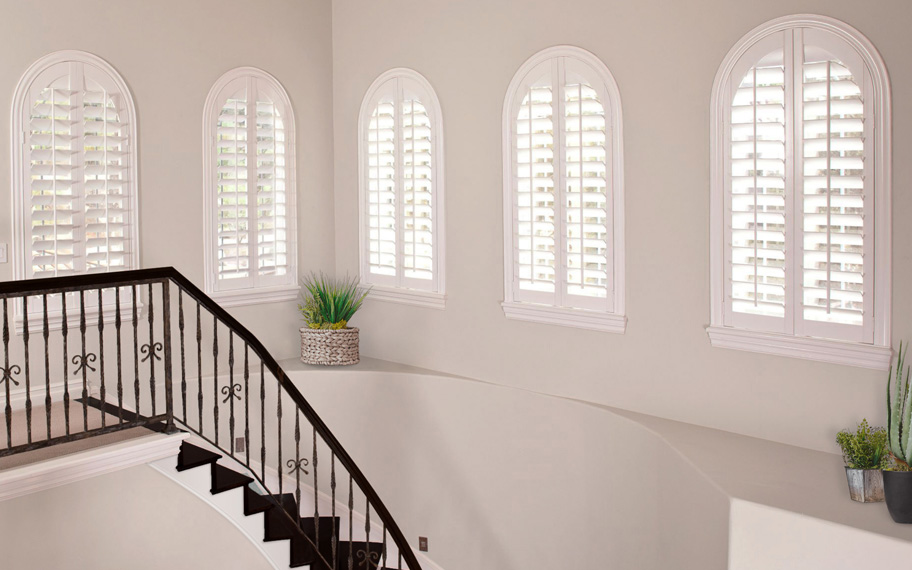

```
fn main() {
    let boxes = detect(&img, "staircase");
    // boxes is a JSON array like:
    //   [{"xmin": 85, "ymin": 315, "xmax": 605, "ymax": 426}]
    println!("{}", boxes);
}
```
[{"xmin": 0, "ymin": 268, "xmax": 420, "ymax": 570}]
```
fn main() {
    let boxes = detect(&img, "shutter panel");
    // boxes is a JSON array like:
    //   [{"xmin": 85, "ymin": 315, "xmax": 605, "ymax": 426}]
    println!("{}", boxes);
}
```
[
  {"xmin": 255, "ymin": 95, "xmax": 288, "ymax": 279},
  {"xmin": 216, "ymin": 87, "xmax": 250, "ymax": 283},
  {"xmin": 515, "ymin": 80, "xmax": 556, "ymax": 296},
  {"xmin": 729, "ymin": 59, "xmax": 787, "ymax": 318},
  {"xmin": 801, "ymin": 58, "xmax": 865, "ymax": 327},
  {"xmin": 402, "ymin": 97, "xmax": 433, "ymax": 281},
  {"xmin": 28, "ymin": 79, "xmax": 77, "ymax": 279},
  {"xmin": 367, "ymin": 97, "xmax": 398, "ymax": 279},
  {"xmin": 564, "ymin": 79, "xmax": 609, "ymax": 301}
]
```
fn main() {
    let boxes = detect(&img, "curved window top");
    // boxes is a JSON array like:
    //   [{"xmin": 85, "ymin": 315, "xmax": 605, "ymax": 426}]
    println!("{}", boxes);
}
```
[
  {"xmin": 708, "ymin": 15, "xmax": 892, "ymax": 368},
  {"xmin": 203, "ymin": 67, "xmax": 298, "ymax": 306},
  {"xmin": 501, "ymin": 46, "xmax": 625, "ymax": 333},
  {"xmin": 358, "ymin": 68, "xmax": 445, "ymax": 307}
]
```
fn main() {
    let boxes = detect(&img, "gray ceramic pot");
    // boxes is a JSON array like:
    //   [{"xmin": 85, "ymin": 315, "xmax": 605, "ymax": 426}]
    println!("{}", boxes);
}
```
[{"xmin": 845, "ymin": 467, "xmax": 884, "ymax": 503}]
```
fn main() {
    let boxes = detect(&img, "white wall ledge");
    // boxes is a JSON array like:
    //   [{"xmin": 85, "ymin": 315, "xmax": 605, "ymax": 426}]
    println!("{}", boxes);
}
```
[
  {"xmin": 706, "ymin": 325, "xmax": 892, "ymax": 370},
  {"xmin": 366, "ymin": 285, "xmax": 446, "ymax": 309},
  {"xmin": 208, "ymin": 285, "xmax": 299, "ymax": 308},
  {"xmin": 502, "ymin": 301, "xmax": 626, "ymax": 333}
]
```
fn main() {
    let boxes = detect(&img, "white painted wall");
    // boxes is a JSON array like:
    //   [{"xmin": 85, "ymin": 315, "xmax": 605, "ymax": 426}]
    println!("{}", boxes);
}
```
[
  {"xmin": 0, "ymin": 0, "xmax": 334, "ymax": 358},
  {"xmin": 330, "ymin": 0, "xmax": 912, "ymax": 453},
  {"xmin": 0, "ymin": 464, "xmax": 273, "ymax": 570}
]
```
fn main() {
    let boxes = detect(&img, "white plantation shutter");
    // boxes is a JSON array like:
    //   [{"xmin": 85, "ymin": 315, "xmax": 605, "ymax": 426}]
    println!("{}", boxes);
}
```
[
  {"xmin": 360, "ymin": 69, "xmax": 444, "ymax": 295},
  {"xmin": 714, "ymin": 18, "xmax": 888, "ymax": 353},
  {"xmin": 20, "ymin": 58, "xmax": 136, "ymax": 280},
  {"xmin": 505, "ymin": 48, "xmax": 622, "ymax": 316},
  {"xmin": 205, "ymin": 69, "xmax": 296, "ymax": 296}
]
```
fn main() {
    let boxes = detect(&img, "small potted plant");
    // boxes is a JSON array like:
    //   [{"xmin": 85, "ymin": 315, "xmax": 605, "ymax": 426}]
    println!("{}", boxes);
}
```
[
  {"xmin": 884, "ymin": 342, "xmax": 912, "ymax": 522},
  {"xmin": 836, "ymin": 419, "xmax": 886, "ymax": 502},
  {"xmin": 298, "ymin": 273, "xmax": 369, "ymax": 366}
]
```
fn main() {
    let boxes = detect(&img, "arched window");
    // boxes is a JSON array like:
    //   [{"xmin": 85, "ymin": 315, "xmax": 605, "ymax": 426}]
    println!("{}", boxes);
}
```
[
  {"xmin": 203, "ymin": 68, "xmax": 297, "ymax": 306},
  {"xmin": 11, "ymin": 51, "xmax": 139, "ymax": 330},
  {"xmin": 708, "ymin": 15, "xmax": 892, "ymax": 368},
  {"xmin": 502, "ymin": 46, "xmax": 625, "ymax": 333},
  {"xmin": 358, "ymin": 68, "xmax": 445, "ymax": 308}
]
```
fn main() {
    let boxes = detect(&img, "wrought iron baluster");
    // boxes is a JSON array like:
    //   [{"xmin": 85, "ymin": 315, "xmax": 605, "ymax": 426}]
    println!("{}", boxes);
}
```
[
  {"xmin": 228, "ymin": 331, "xmax": 235, "ymax": 455},
  {"xmin": 162, "ymin": 282, "xmax": 174, "ymax": 433},
  {"xmin": 147, "ymin": 283, "xmax": 156, "ymax": 416},
  {"xmin": 115, "ymin": 287, "xmax": 123, "ymax": 424},
  {"xmin": 398, "ymin": 551, "xmax": 403, "ymax": 570},
  {"xmin": 62, "ymin": 293, "xmax": 69, "ymax": 435},
  {"xmin": 314, "ymin": 426, "xmax": 319, "ymax": 550},
  {"xmin": 332, "ymin": 454, "xmax": 337, "ymax": 570},
  {"xmin": 349, "ymin": 475, "xmax": 354, "ymax": 570},
  {"xmin": 132, "ymin": 285, "xmax": 139, "ymax": 416},
  {"xmin": 260, "ymin": 360, "xmax": 265, "ymax": 483},
  {"xmin": 295, "ymin": 413, "xmax": 301, "ymax": 528},
  {"xmin": 277, "ymin": 386, "xmax": 282, "ymax": 496},
  {"xmin": 382, "ymin": 526, "xmax": 388, "ymax": 570},
  {"xmin": 365, "ymin": 502, "xmax": 371, "ymax": 565},
  {"xmin": 42, "ymin": 295, "xmax": 51, "ymax": 439},
  {"xmin": 22, "ymin": 296, "xmax": 31, "ymax": 444},
  {"xmin": 79, "ymin": 290, "xmax": 88, "ymax": 432},
  {"xmin": 197, "ymin": 302, "xmax": 202, "ymax": 433},
  {"xmin": 244, "ymin": 344, "xmax": 250, "ymax": 467},
  {"xmin": 97, "ymin": 289, "xmax": 105, "ymax": 429},
  {"xmin": 3, "ymin": 298, "xmax": 12, "ymax": 449},
  {"xmin": 179, "ymin": 289, "xmax": 186, "ymax": 423},
  {"xmin": 213, "ymin": 317, "xmax": 218, "ymax": 446}
]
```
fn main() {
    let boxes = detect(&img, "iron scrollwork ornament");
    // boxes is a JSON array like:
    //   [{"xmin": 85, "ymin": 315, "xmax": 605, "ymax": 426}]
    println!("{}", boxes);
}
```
[
  {"xmin": 221, "ymin": 383, "xmax": 242, "ymax": 403},
  {"xmin": 286, "ymin": 458, "xmax": 310, "ymax": 476},
  {"xmin": 356, "ymin": 549, "xmax": 381, "ymax": 570},
  {"xmin": 72, "ymin": 353, "xmax": 97, "ymax": 375},
  {"xmin": 140, "ymin": 342, "xmax": 163, "ymax": 363},
  {"xmin": 0, "ymin": 364, "xmax": 21, "ymax": 387}
]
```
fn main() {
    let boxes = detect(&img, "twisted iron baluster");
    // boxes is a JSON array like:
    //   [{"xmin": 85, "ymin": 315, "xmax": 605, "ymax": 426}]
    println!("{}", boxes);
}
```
[
  {"xmin": 62, "ymin": 293, "xmax": 69, "ymax": 435},
  {"xmin": 3, "ymin": 298, "xmax": 11, "ymax": 448},
  {"xmin": 244, "ymin": 344, "xmax": 250, "ymax": 467},
  {"xmin": 42, "ymin": 295, "xmax": 51, "ymax": 439},
  {"xmin": 147, "ymin": 283, "xmax": 156, "ymax": 416},
  {"xmin": 22, "ymin": 296, "xmax": 31, "ymax": 444},
  {"xmin": 132, "ymin": 285, "xmax": 139, "ymax": 416},
  {"xmin": 213, "ymin": 317, "xmax": 218, "ymax": 446},
  {"xmin": 97, "ymin": 289, "xmax": 105, "ymax": 429},
  {"xmin": 197, "ymin": 302, "xmax": 202, "ymax": 433},
  {"xmin": 179, "ymin": 290, "xmax": 186, "ymax": 423},
  {"xmin": 115, "ymin": 288, "xmax": 123, "ymax": 424},
  {"xmin": 79, "ymin": 291, "xmax": 88, "ymax": 431}
]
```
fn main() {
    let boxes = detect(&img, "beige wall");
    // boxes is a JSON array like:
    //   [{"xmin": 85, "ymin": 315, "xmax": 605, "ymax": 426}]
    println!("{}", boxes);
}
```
[
  {"xmin": 0, "ymin": 0, "xmax": 334, "ymax": 357},
  {"xmin": 0, "ymin": 464, "xmax": 273, "ymax": 570},
  {"xmin": 331, "ymin": 0, "xmax": 912, "ymax": 453}
]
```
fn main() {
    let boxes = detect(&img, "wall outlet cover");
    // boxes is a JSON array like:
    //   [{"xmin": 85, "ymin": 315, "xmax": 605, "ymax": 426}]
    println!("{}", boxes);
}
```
[{"xmin": 418, "ymin": 537, "xmax": 428, "ymax": 552}]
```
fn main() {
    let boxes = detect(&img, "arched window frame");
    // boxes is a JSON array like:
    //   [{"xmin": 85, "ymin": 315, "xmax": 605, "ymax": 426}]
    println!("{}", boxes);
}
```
[
  {"xmin": 11, "ymin": 50, "xmax": 140, "ymax": 332},
  {"xmin": 357, "ymin": 68, "xmax": 446, "ymax": 309},
  {"xmin": 501, "ymin": 45, "xmax": 625, "ymax": 333},
  {"xmin": 203, "ymin": 67, "xmax": 298, "ymax": 307},
  {"xmin": 708, "ymin": 15, "xmax": 892, "ymax": 369}
]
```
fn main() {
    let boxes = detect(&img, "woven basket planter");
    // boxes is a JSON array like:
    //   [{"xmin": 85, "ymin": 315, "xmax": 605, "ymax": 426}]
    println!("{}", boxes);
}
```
[{"xmin": 299, "ymin": 327, "xmax": 360, "ymax": 366}]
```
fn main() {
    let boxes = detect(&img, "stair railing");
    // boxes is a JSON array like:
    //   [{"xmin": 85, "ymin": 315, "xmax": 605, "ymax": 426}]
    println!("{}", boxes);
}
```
[{"xmin": 0, "ymin": 268, "xmax": 421, "ymax": 570}]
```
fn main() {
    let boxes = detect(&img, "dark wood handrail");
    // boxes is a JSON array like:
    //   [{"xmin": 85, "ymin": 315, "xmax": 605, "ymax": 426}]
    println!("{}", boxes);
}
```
[{"xmin": 0, "ymin": 267, "xmax": 422, "ymax": 570}]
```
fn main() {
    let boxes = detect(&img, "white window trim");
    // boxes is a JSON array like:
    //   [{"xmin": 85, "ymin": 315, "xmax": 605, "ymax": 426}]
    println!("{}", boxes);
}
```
[
  {"xmin": 357, "ymin": 67, "xmax": 446, "ymax": 309},
  {"xmin": 10, "ymin": 50, "xmax": 141, "ymax": 333},
  {"xmin": 501, "ymin": 45, "xmax": 626, "ymax": 333},
  {"xmin": 202, "ymin": 67, "xmax": 298, "ymax": 308},
  {"xmin": 708, "ymin": 14, "xmax": 892, "ymax": 369}
]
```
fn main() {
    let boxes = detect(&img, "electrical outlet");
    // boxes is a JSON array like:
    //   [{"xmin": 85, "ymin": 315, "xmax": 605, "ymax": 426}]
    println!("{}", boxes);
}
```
[
  {"xmin": 235, "ymin": 437, "xmax": 246, "ymax": 453},
  {"xmin": 418, "ymin": 537, "xmax": 428, "ymax": 552},
  {"xmin": 0, "ymin": 243, "xmax": 7, "ymax": 264}
]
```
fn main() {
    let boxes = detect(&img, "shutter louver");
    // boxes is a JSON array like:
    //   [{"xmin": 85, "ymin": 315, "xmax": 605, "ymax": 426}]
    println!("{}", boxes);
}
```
[
  {"xmin": 368, "ymin": 99, "xmax": 397, "ymax": 278},
  {"xmin": 515, "ymin": 83, "xmax": 555, "ymax": 294},
  {"xmin": 216, "ymin": 89, "xmax": 250, "ymax": 282},
  {"xmin": 801, "ymin": 59, "xmax": 865, "ymax": 326},
  {"xmin": 730, "ymin": 60, "xmax": 787, "ymax": 318},
  {"xmin": 255, "ymin": 97, "xmax": 288, "ymax": 278},
  {"xmin": 402, "ymin": 98, "xmax": 433, "ymax": 280}
]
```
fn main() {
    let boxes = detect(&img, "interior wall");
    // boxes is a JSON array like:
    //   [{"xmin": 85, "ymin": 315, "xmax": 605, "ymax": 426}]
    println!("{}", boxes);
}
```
[
  {"xmin": 0, "ymin": 0, "xmax": 335, "ymax": 358},
  {"xmin": 331, "ymin": 0, "xmax": 912, "ymax": 453},
  {"xmin": 0, "ymin": 464, "xmax": 274, "ymax": 570}
]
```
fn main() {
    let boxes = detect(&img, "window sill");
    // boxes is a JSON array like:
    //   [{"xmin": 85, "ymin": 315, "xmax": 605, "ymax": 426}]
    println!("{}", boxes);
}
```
[
  {"xmin": 15, "ymin": 302, "xmax": 144, "ymax": 335},
  {"xmin": 365, "ymin": 285, "xmax": 446, "ymax": 309},
  {"xmin": 208, "ymin": 285, "xmax": 299, "ymax": 308},
  {"xmin": 705, "ymin": 325, "xmax": 892, "ymax": 370},
  {"xmin": 501, "ymin": 301, "xmax": 627, "ymax": 333}
]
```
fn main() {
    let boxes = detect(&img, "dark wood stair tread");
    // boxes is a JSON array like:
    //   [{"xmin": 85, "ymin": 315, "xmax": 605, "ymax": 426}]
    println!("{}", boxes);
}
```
[
  {"xmin": 210, "ymin": 463, "xmax": 254, "ymax": 494},
  {"xmin": 176, "ymin": 441, "xmax": 221, "ymax": 472},
  {"xmin": 290, "ymin": 517, "xmax": 341, "ymax": 568}
]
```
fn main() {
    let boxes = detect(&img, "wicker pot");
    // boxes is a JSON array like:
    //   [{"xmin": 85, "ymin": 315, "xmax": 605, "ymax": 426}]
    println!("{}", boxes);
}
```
[{"xmin": 300, "ymin": 327, "xmax": 360, "ymax": 366}]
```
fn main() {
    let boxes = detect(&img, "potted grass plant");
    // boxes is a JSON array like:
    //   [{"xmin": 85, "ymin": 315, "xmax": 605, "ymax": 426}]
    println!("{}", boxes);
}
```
[
  {"xmin": 298, "ymin": 274, "xmax": 369, "ymax": 366},
  {"xmin": 884, "ymin": 342, "xmax": 912, "ymax": 522},
  {"xmin": 836, "ymin": 419, "xmax": 886, "ymax": 502}
]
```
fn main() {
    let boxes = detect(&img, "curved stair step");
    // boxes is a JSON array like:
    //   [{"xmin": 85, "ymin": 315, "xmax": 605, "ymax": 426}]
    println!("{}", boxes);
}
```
[
  {"xmin": 290, "ymin": 516, "xmax": 341, "ymax": 568},
  {"xmin": 176, "ymin": 441, "xmax": 221, "ymax": 472},
  {"xmin": 211, "ymin": 463, "xmax": 254, "ymax": 494}
]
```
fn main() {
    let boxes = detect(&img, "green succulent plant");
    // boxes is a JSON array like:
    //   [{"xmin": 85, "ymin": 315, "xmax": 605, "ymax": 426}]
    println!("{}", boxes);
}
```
[
  {"xmin": 297, "ymin": 273, "xmax": 369, "ymax": 330},
  {"xmin": 887, "ymin": 342, "xmax": 912, "ymax": 472},
  {"xmin": 836, "ymin": 419, "xmax": 887, "ymax": 470}
]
